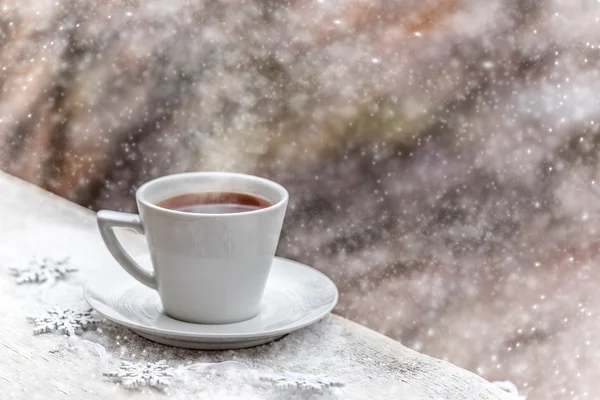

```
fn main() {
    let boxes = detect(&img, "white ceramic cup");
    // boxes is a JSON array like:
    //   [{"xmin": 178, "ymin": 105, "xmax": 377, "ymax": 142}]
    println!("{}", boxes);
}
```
[{"xmin": 97, "ymin": 172, "xmax": 288, "ymax": 324}]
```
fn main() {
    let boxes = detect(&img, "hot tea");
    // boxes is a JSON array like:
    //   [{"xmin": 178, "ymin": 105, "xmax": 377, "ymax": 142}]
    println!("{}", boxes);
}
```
[{"xmin": 156, "ymin": 192, "xmax": 272, "ymax": 214}]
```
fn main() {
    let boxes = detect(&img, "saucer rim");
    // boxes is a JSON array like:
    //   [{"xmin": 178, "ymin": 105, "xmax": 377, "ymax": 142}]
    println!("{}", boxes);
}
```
[
  {"xmin": 132, "ymin": 329, "xmax": 287, "ymax": 350},
  {"xmin": 83, "ymin": 256, "xmax": 338, "ymax": 340}
]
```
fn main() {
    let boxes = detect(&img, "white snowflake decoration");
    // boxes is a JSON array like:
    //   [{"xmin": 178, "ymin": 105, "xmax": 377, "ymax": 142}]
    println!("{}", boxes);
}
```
[
  {"xmin": 104, "ymin": 360, "xmax": 175, "ymax": 390},
  {"xmin": 10, "ymin": 257, "xmax": 76, "ymax": 284},
  {"xmin": 27, "ymin": 306, "xmax": 100, "ymax": 335},
  {"xmin": 260, "ymin": 371, "xmax": 344, "ymax": 393}
]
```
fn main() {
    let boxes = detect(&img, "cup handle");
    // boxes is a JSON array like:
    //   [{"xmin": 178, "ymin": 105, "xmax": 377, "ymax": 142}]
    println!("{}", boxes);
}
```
[{"xmin": 97, "ymin": 210, "xmax": 158, "ymax": 290}]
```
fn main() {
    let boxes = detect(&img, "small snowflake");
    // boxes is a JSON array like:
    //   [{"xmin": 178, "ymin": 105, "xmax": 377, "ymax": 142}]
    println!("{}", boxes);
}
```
[
  {"xmin": 104, "ymin": 360, "xmax": 175, "ymax": 390},
  {"xmin": 260, "ymin": 371, "xmax": 344, "ymax": 392},
  {"xmin": 27, "ymin": 306, "xmax": 100, "ymax": 335},
  {"xmin": 10, "ymin": 257, "xmax": 76, "ymax": 284}
]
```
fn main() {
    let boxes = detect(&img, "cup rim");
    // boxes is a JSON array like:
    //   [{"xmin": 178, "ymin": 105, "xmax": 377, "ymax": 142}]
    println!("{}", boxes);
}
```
[{"xmin": 136, "ymin": 171, "xmax": 289, "ymax": 217}]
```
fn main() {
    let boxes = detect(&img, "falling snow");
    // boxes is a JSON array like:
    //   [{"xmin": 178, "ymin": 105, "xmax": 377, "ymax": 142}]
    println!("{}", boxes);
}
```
[{"xmin": 1, "ymin": 0, "xmax": 600, "ymax": 399}]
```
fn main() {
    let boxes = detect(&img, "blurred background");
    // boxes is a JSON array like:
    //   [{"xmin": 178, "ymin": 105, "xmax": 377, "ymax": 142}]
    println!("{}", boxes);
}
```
[{"xmin": 1, "ymin": 0, "xmax": 599, "ymax": 398}]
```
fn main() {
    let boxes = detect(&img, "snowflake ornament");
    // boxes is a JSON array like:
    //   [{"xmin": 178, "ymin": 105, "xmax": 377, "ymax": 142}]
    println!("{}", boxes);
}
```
[
  {"xmin": 104, "ymin": 360, "xmax": 175, "ymax": 390},
  {"xmin": 260, "ymin": 371, "xmax": 344, "ymax": 393},
  {"xmin": 27, "ymin": 306, "xmax": 100, "ymax": 335},
  {"xmin": 10, "ymin": 257, "xmax": 76, "ymax": 284}
]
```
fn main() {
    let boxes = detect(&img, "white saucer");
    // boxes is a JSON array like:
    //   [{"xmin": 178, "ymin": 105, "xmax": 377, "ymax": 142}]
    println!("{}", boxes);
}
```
[{"xmin": 84, "ymin": 256, "xmax": 338, "ymax": 350}]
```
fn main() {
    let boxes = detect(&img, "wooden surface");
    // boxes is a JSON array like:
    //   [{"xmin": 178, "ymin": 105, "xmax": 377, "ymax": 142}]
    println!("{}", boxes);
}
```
[{"xmin": 0, "ymin": 171, "xmax": 511, "ymax": 399}]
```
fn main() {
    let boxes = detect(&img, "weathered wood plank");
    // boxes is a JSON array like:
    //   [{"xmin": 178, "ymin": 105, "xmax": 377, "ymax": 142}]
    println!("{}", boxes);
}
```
[{"xmin": 0, "ymin": 171, "xmax": 511, "ymax": 399}]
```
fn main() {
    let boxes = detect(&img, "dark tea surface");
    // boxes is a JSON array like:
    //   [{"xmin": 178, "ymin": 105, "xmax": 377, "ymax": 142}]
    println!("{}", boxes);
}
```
[{"xmin": 156, "ymin": 192, "xmax": 272, "ymax": 214}]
